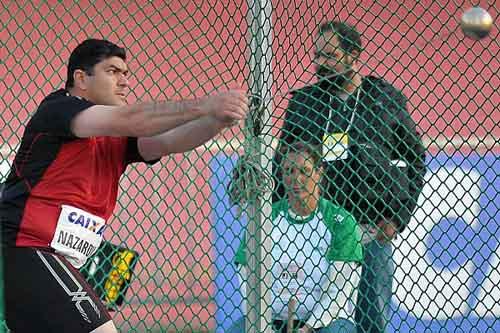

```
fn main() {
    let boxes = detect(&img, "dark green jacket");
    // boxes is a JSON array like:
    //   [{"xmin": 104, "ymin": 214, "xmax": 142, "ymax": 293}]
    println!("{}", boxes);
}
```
[{"xmin": 274, "ymin": 76, "xmax": 426, "ymax": 231}]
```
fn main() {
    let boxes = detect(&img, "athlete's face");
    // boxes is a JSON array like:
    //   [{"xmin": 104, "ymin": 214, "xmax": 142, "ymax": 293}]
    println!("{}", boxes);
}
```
[
  {"xmin": 282, "ymin": 152, "xmax": 322, "ymax": 206},
  {"xmin": 82, "ymin": 57, "xmax": 129, "ymax": 106}
]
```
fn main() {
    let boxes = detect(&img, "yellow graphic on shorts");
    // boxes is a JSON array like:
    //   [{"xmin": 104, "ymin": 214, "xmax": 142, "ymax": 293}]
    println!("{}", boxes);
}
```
[
  {"xmin": 323, "ymin": 132, "xmax": 349, "ymax": 161},
  {"xmin": 104, "ymin": 249, "xmax": 135, "ymax": 303}
]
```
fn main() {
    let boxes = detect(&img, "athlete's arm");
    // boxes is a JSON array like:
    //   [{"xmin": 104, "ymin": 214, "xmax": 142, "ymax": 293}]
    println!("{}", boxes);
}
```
[
  {"xmin": 137, "ymin": 115, "xmax": 230, "ymax": 160},
  {"xmin": 71, "ymin": 90, "xmax": 248, "ymax": 138}
]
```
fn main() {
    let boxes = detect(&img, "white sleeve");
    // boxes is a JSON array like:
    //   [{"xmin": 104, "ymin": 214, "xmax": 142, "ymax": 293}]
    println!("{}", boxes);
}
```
[{"xmin": 305, "ymin": 261, "xmax": 361, "ymax": 328}]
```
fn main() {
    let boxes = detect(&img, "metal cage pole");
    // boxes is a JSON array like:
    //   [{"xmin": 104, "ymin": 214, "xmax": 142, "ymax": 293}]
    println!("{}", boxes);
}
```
[{"xmin": 246, "ymin": 0, "xmax": 274, "ymax": 332}]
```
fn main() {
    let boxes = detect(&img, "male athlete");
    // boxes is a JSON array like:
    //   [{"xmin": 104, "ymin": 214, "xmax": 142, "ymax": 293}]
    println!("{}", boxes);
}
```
[{"xmin": 0, "ymin": 38, "xmax": 248, "ymax": 333}]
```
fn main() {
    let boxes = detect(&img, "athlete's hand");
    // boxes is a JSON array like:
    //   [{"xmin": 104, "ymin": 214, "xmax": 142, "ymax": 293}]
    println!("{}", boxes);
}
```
[
  {"xmin": 376, "ymin": 219, "xmax": 398, "ymax": 242},
  {"xmin": 199, "ymin": 89, "xmax": 249, "ymax": 127}
]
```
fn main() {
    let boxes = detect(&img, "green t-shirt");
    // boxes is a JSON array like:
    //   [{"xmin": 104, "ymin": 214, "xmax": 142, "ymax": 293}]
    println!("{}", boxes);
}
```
[{"xmin": 234, "ymin": 198, "xmax": 363, "ymax": 265}]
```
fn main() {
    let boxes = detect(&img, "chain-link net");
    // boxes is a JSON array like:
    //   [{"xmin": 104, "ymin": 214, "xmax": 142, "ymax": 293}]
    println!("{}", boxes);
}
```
[{"xmin": 1, "ymin": 0, "xmax": 498, "ymax": 332}]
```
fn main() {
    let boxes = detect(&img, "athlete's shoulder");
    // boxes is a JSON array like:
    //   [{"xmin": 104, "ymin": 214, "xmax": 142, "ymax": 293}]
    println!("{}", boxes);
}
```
[
  {"xmin": 40, "ymin": 89, "xmax": 70, "ymax": 103},
  {"xmin": 319, "ymin": 198, "xmax": 363, "ymax": 263},
  {"xmin": 318, "ymin": 198, "xmax": 357, "ymax": 226},
  {"xmin": 27, "ymin": 89, "xmax": 94, "ymax": 137},
  {"xmin": 37, "ymin": 89, "xmax": 93, "ymax": 110}
]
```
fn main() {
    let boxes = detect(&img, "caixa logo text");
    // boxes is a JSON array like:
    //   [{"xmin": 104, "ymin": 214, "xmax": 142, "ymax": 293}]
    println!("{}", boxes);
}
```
[{"xmin": 393, "ymin": 165, "xmax": 499, "ymax": 320}]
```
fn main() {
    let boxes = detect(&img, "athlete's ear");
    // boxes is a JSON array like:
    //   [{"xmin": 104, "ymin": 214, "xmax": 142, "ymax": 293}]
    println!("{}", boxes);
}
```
[{"xmin": 73, "ymin": 69, "xmax": 88, "ymax": 91}]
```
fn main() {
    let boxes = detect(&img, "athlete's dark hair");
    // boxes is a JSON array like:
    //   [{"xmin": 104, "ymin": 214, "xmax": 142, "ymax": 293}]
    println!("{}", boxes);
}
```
[
  {"xmin": 318, "ymin": 21, "xmax": 362, "ymax": 56},
  {"xmin": 65, "ymin": 39, "xmax": 126, "ymax": 89}
]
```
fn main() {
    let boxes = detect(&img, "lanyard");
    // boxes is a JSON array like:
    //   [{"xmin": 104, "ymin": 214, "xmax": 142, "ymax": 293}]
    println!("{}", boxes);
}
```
[{"xmin": 325, "ymin": 87, "xmax": 361, "ymax": 134}]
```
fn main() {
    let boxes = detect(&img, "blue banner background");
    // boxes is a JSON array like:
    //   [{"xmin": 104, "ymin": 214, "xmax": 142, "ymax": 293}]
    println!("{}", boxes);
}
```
[{"xmin": 210, "ymin": 152, "xmax": 499, "ymax": 332}]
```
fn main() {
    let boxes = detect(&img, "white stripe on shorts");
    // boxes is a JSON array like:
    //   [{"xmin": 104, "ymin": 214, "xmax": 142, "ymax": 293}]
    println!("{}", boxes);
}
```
[{"xmin": 36, "ymin": 250, "xmax": 101, "ymax": 323}]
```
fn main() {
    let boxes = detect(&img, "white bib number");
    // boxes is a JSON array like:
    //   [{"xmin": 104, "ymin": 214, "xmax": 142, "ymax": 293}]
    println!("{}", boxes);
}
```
[{"xmin": 51, "ymin": 205, "xmax": 106, "ymax": 268}]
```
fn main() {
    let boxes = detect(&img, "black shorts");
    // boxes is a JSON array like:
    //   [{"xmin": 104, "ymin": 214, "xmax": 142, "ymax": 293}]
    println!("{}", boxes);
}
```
[{"xmin": 3, "ymin": 247, "xmax": 112, "ymax": 332}]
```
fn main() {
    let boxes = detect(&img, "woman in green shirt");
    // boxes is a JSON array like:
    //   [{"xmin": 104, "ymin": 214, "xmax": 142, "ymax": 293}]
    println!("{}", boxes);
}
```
[{"xmin": 230, "ymin": 142, "xmax": 363, "ymax": 333}]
